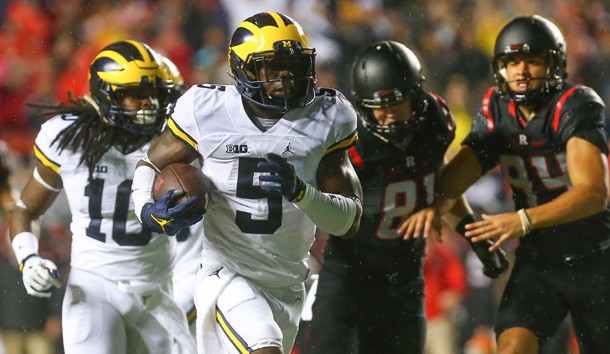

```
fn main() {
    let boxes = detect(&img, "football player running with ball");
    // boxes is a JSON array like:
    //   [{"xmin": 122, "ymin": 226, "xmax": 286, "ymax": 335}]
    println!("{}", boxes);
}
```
[
  {"xmin": 131, "ymin": 11, "xmax": 363, "ymax": 354},
  {"xmin": 10, "ymin": 40, "xmax": 196, "ymax": 354},
  {"xmin": 305, "ymin": 40, "xmax": 507, "ymax": 354},
  {"xmin": 159, "ymin": 53, "xmax": 204, "ymax": 339},
  {"xmin": 400, "ymin": 15, "xmax": 610, "ymax": 354}
]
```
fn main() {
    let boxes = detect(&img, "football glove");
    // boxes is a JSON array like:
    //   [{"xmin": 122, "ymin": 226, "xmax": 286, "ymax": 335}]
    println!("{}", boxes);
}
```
[
  {"xmin": 470, "ymin": 239, "xmax": 509, "ymax": 279},
  {"xmin": 456, "ymin": 214, "xmax": 509, "ymax": 279},
  {"xmin": 257, "ymin": 153, "xmax": 306, "ymax": 202},
  {"xmin": 141, "ymin": 188, "xmax": 203, "ymax": 236},
  {"xmin": 21, "ymin": 255, "xmax": 62, "ymax": 298}
]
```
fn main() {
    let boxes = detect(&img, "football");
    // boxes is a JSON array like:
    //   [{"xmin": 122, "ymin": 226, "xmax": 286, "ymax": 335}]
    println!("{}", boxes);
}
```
[{"xmin": 153, "ymin": 163, "xmax": 211, "ymax": 214}]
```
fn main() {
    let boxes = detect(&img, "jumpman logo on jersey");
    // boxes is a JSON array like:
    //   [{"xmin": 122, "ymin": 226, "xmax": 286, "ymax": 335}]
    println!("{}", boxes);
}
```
[
  {"xmin": 292, "ymin": 294, "xmax": 302, "ymax": 304},
  {"xmin": 209, "ymin": 267, "xmax": 223, "ymax": 278},
  {"xmin": 282, "ymin": 142, "xmax": 294, "ymax": 155}
]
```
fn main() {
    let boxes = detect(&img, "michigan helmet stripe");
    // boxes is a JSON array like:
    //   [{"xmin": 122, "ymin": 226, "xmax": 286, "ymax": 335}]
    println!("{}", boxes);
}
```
[
  {"xmin": 125, "ymin": 39, "xmax": 156, "ymax": 64},
  {"xmin": 95, "ymin": 50, "xmax": 131, "ymax": 67},
  {"xmin": 94, "ymin": 40, "xmax": 156, "ymax": 67},
  {"xmin": 94, "ymin": 41, "xmax": 162, "ymax": 85},
  {"xmin": 266, "ymin": 11, "xmax": 289, "ymax": 27},
  {"xmin": 230, "ymin": 15, "xmax": 310, "ymax": 63},
  {"xmin": 97, "ymin": 62, "xmax": 161, "ymax": 85}
]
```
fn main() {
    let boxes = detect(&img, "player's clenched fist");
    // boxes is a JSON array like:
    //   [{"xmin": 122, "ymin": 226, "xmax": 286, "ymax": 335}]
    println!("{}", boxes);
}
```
[{"xmin": 21, "ymin": 255, "xmax": 62, "ymax": 298}]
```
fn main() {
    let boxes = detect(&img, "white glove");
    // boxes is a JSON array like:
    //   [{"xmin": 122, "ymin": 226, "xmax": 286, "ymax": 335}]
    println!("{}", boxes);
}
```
[{"xmin": 21, "ymin": 256, "xmax": 62, "ymax": 298}]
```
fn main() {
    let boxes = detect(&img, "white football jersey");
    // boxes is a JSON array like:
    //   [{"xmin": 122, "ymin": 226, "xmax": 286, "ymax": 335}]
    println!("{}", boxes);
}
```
[
  {"xmin": 169, "ymin": 84, "xmax": 357, "ymax": 288},
  {"xmin": 34, "ymin": 116, "xmax": 174, "ymax": 283}
]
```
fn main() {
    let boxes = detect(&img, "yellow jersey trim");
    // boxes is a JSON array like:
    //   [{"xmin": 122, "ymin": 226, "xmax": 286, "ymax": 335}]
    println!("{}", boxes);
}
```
[
  {"xmin": 33, "ymin": 144, "xmax": 60, "ymax": 173},
  {"xmin": 325, "ymin": 130, "xmax": 358, "ymax": 155},
  {"xmin": 167, "ymin": 118, "xmax": 198, "ymax": 150}
]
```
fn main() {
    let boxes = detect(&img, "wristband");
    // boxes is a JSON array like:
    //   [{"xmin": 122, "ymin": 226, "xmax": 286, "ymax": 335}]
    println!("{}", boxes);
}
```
[
  {"xmin": 523, "ymin": 208, "xmax": 532, "ymax": 226},
  {"xmin": 12, "ymin": 231, "xmax": 39, "ymax": 266},
  {"xmin": 517, "ymin": 208, "xmax": 532, "ymax": 237},
  {"xmin": 132, "ymin": 164, "xmax": 157, "ymax": 222},
  {"xmin": 18, "ymin": 253, "xmax": 39, "ymax": 272}
]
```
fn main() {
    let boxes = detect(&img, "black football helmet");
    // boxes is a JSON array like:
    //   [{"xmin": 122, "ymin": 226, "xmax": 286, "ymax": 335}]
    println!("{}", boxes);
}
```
[
  {"xmin": 351, "ymin": 40, "xmax": 428, "ymax": 147},
  {"xmin": 88, "ymin": 40, "xmax": 171, "ymax": 136},
  {"xmin": 492, "ymin": 15, "xmax": 567, "ymax": 104},
  {"xmin": 228, "ymin": 11, "xmax": 316, "ymax": 112}
]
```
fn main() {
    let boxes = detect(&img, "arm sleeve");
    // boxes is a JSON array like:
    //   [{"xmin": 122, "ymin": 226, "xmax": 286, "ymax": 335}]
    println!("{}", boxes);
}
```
[{"xmin": 294, "ymin": 184, "xmax": 358, "ymax": 236}]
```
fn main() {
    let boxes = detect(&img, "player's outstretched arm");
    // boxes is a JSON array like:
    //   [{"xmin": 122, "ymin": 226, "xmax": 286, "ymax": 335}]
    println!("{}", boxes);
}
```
[
  {"xmin": 10, "ymin": 162, "xmax": 62, "ymax": 297},
  {"xmin": 460, "ymin": 138, "xmax": 608, "ymax": 251}
]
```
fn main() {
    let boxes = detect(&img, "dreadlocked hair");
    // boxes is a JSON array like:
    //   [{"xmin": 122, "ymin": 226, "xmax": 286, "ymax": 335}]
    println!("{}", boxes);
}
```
[{"xmin": 27, "ymin": 92, "xmax": 119, "ymax": 181}]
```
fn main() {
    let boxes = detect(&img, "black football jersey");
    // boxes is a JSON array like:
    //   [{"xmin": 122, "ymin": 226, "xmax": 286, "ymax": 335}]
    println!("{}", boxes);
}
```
[
  {"xmin": 324, "ymin": 92, "xmax": 456, "ymax": 270},
  {"xmin": 464, "ymin": 83, "xmax": 610, "ymax": 257}
]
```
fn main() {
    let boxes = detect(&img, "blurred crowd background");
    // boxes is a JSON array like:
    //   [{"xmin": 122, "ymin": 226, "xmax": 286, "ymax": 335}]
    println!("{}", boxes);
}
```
[{"xmin": 0, "ymin": 0, "xmax": 608, "ymax": 353}]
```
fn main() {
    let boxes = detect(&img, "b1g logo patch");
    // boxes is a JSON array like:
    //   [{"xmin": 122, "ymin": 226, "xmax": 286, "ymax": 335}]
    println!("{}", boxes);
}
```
[{"xmin": 226, "ymin": 144, "xmax": 249, "ymax": 153}]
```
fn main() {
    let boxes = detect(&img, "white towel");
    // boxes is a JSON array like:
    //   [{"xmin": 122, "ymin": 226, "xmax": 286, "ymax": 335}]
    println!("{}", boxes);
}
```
[
  {"xmin": 118, "ymin": 280, "xmax": 197, "ymax": 354},
  {"xmin": 194, "ymin": 259, "xmax": 235, "ymax": 354},
  {"xmin": 300, "ymin": 273, "xmax": 319, "ymax": 321}
]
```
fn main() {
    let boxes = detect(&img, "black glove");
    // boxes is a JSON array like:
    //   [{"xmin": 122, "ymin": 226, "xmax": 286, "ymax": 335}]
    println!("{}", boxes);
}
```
[
  {"xmin": 257, "ymin": 153, "xmax": 306, "ymax": 202},
  {"xmin": 456, "ymin": 215, "xmax": 509, "ymax": 279},
  {"xmin": 469, "ymin": 238, "xmax": 509, "ymax": 278},
  {"xmin": 141, "ymin": 189, "xmax": 203, "ymax": 235}
]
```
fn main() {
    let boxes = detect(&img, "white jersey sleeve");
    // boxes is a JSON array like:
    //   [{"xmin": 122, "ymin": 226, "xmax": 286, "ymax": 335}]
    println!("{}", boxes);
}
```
[
  {"xmin": 321, "ymin": 89, "xmax": 359, "ymax": 156},
  {"xmin": 168, "ymin": 85, "xmax": 358, "ymax": 288},
  {"xmin": 33, "ymin": 116, "xmax": 175, "ymax": 283}
]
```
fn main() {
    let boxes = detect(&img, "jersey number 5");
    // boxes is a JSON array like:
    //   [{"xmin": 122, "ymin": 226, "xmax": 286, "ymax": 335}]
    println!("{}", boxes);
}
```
[{"xmin": 235, "ymin": 157, "xmax": 283, "ymax": 234}]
